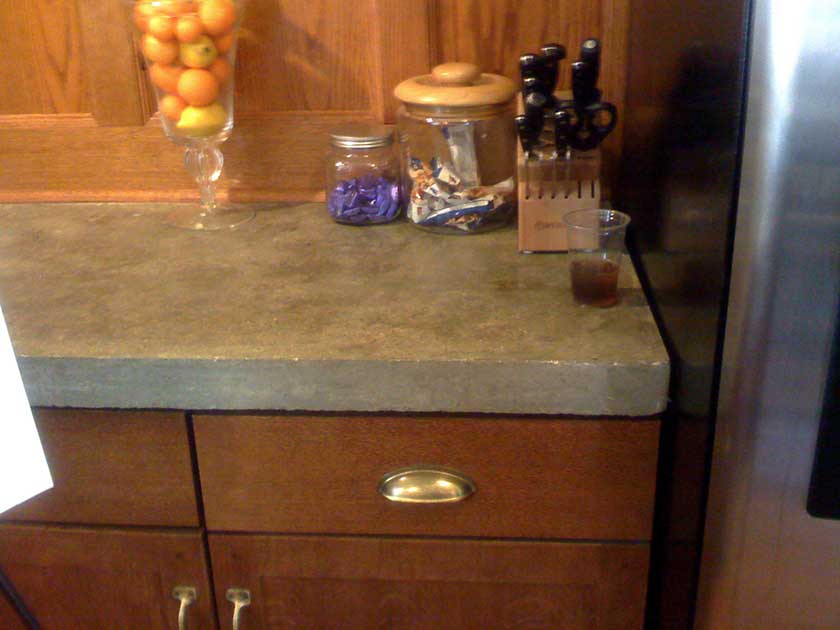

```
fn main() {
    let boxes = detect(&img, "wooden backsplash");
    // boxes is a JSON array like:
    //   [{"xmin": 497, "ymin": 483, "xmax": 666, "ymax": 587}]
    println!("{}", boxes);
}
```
[{"xmin": 0, "ymin": 0, "xmax": 628, "ymax": 202}]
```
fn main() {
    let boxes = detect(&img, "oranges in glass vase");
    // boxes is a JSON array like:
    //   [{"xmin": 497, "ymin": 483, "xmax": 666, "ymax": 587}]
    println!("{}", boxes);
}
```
[{"xmin": 131, "ymin": 0, "xmax": 241, "ymax": 142}]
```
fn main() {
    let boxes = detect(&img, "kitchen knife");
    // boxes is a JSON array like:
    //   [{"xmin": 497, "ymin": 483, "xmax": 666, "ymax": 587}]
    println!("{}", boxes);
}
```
[
  {"xmin": 571, "ymin": 61, "xmax": 600, "ymax": 108},
  {"xmin": 524, "ymin": 90, "xmax": 548, "ymax": 131},
  {"xmin": 539, "ymin": 43, "xmax": 566, "ymax": 96},
  {"xmin": 579, "ymin": 38, "xmax": 600, "ymax": 85},
  {"xmin": 515, "ymin": 114, "xmax": 539, "ymax": 158},
  {"xmin": 515, "ymin": 113, "xmax": 539, "ymax": 198},
  {"xmin": 553, "ymin": 109, "xmax": 572, "ymax": 196}
]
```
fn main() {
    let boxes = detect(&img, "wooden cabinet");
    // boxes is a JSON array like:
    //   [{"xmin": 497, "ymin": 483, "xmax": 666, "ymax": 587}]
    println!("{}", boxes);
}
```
[
  {"xmin": 0, "ymin": 409, "xmax": 659, "ymax": 629},
  {"xmin": 194, "ymin": 415, "xmax": 660, "ymax": 540},
  {"xmin": 1, "ymin": 409, "xmax": 199, "ymax": 527},
  {"xmin": 0, "ymin": 524, "xmax": 214, "ymax": 630},
  {"xmin": 209, "ymin": 535, "xmax": 649, "ymax": 630}
]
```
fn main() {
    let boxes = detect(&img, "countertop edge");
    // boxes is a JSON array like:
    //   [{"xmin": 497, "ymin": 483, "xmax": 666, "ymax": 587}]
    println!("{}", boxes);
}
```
[{"xmin": 19, "ymin": 356, "xmax": 670, "ymax": 417}]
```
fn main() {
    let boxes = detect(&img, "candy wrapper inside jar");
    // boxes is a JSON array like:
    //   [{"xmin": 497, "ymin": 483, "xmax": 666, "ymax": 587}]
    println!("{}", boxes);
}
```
[
  {"xmin": 328, "ymin": 175, "xmax": 401, "ymax": 224},
  {"xmin": 407, "ymin": 158, "xmax": 513, "ymax": 231}
]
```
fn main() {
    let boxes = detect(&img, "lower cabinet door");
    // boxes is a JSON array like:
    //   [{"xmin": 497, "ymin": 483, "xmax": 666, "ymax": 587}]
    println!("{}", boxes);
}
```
[
  {"xmin": 0, "ymin": 524, "xmax": 214, "ymax": 630},
  {"xmin": 210, "ymin": 534, "xmax": 649, "ymax": 630}
]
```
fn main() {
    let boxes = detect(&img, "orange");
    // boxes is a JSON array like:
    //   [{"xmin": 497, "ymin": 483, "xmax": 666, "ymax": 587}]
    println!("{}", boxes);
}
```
[
  {"xmin": 149, "ymin": 63, "xmax": 184, "ymax": 94},
  {"xmin": 199, "ymin": 0, "xmax": 236, "ymax": 36},
  {"xmin": 177, "ymin": 69, "xmax": 220, "ymax": 106},
  {"xmin": 214, "ymin": 33, "xmax": 234, "ymax": 54},
  {"xmin": 159, "ymin": 94, "xmax": 187, "ymax": 121},
  {"xmin": 208, "ymin": 57, "xmax": 231, "ymax": 84},
  {"xmin": 148, "ymin": 15, "xmax": 175, "ymax": 41},
  {"xmin": 176, "ymin": 16, "xmax": 204, "ymax": 43},
  {"xmin": 160, "ymin": 1, "xmax": 196, "ymax": 16},
  {"xmin": 133, "ymin": 3, "xmax": 158, "ymax": 32},
  {"xmin": 142, "ymin": 34, "xmax": 179, "ymax": 64}
]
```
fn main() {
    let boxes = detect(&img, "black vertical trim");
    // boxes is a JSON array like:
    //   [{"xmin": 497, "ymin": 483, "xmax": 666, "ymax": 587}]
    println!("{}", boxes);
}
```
[
  {"xmin": 0, "ymin": 564, "xmax": 40, "ymax": 629},
  {"xmin": 185, "ymin": 413, "xmax": 221, "ymax": 630}
]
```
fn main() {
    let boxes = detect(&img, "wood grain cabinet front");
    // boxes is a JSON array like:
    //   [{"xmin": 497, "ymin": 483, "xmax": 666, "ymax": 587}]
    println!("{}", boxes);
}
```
[
  {"xmin": 1, "ymin": 409, "xmax": 199, "ymax": 528},
  {"xmin": 209, "ymin": 534, "xmax": 649, "ymax": 630},
  {"xmin": 194, "ymin": 415, "xmax": 660, "ymax": 540},
  {"xmin": 0, "ymin": 524, "xmax": 214, "ymax": 630}
]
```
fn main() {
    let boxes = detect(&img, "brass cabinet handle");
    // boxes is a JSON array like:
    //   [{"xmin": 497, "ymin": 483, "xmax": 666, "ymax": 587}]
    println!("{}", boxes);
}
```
[
  {"xmin": 172, "ymin": 586, "xmax": 197, "ymax": 630},
  {"xmin": 226, "ymin": 588, "xmax": 251, "ymax": 630},
  {"xmin": 378, "ymin": 467, "xmax": 477, "ymax": 503}
]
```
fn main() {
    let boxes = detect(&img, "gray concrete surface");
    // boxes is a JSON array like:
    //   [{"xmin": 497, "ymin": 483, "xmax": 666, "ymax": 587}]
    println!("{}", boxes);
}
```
[{"xmin": 0, "ymin": 203, "xmax": 669, "ymax": 415}]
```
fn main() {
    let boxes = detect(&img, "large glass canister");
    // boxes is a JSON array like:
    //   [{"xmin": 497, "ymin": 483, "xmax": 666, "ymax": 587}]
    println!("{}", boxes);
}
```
[{"xmin": 394, "ymin": 62, "xmax": 517, "ymax": 233}]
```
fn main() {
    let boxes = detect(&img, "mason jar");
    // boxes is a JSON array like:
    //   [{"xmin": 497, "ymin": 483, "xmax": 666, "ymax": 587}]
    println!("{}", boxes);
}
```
[
  {"xmin": 325, "ymin": 123, "xmax": 402, "ymax": 225},
  {"xmin": 394, "ymin": 62, "xmax": 517, "ymax": 234}
]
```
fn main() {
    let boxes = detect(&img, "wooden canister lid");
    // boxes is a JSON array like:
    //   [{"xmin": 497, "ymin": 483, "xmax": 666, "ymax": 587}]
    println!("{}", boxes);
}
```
[{"xmin": 394, "ymin": 62, "xmax": 517, "ymax": 108}]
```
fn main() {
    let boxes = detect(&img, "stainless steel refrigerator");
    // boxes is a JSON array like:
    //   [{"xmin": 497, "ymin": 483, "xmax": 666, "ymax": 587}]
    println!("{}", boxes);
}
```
[{"xmin": 619, "ymin": 0, "xmax": 840, "ymax": 627}]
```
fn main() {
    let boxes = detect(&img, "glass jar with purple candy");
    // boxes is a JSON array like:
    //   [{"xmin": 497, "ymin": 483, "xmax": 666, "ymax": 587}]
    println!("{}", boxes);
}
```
[{"xmin": 326, "ymin": 124, "xmax": 402, "ymax": 225}]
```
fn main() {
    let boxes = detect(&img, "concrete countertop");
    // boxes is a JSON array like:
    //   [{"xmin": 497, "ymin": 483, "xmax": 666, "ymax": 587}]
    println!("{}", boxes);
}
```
[{"xmin": 0, "ymin": 203, "xmax": 669, "ymax": 415}]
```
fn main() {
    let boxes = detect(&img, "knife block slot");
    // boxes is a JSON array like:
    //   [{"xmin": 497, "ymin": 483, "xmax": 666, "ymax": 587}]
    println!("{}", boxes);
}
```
[
  {"xmin": 516, "ymin": 92, "xmax": 604, "ymax": 252},
  {"xmin": 516, "ymin": 143, "xmax": 603, "ymax": 253}
]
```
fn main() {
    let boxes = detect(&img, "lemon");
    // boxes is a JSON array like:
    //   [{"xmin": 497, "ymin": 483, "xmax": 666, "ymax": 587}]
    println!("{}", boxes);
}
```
[{"xmin": 176, "ymin": 103, "xmax": 227, "ymax": 137}]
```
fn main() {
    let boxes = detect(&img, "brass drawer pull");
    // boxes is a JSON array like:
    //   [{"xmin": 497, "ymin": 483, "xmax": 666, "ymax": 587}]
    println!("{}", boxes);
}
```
[
  {"xmin": 226, "ymin": 588, "xmax": 251, "ymax": 630},
  {"xmin": 378, "ymin": 467, "xmax": 477, "ymax": 503},
  {"xmin": 171, "ymin": 586, "xmax": 196, "ymax": 630}
]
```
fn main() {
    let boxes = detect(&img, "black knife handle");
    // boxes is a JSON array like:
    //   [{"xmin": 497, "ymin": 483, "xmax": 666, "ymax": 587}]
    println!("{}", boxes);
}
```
[
  {"xmin": 571, "ymin": 61, "xmax": 600, "ymax": 108},
  {"xmin": 519, "ymin": 53, "xmax": 541, "ymax": 80},
  {"xmin": 540, "ymin": 42, "xmax": 567, "ymax": 62},
  {"xmin": 554, "ymin": 109, "xmax": 572, "ymax": 153},
  {"xmin": 539, "ymin": 43, "xmax": 566, "ymax": 95},
  {"xmin": 580, "ymin": 38, "xmax": 601, "ymax": 84},
  {"xmin": 524, "ymin": 91, "xmax": 547, "ymax": 134},
  {"xmin": 515, "ymin": 114, "xmax": 538, "ymax": 156}
]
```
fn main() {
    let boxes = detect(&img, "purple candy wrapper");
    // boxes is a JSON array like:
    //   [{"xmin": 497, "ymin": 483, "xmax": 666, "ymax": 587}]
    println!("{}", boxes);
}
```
[{"xmin": 328, "ymin": 175, "xmax": 401, "ymax": 225}]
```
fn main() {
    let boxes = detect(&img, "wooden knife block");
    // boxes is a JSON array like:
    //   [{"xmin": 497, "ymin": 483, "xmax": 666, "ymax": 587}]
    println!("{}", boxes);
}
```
[{"xmin": 516, "ymin": 93, "xmax": 603, "ymax": 252}]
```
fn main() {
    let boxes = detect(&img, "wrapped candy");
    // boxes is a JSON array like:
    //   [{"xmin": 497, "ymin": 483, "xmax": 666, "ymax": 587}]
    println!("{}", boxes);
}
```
[
  {"xmin": 328, "ymin": 175, "xmax": 401, "ymax": 225},
  {"xmin": 407, "ymin": 157, "xmax": 514, "ymax": 232}
]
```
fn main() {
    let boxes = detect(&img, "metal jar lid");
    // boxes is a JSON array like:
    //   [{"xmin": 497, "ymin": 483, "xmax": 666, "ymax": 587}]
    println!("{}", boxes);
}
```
[{"xmin": 330, "ymin": 123, "xmax": 394, "ymax": 149}]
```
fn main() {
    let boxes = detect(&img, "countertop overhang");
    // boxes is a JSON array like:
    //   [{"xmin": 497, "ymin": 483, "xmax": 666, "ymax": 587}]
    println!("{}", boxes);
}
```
[{"xmin": 0, "ymin": 203, "xmax": 669, "ymax": 415}]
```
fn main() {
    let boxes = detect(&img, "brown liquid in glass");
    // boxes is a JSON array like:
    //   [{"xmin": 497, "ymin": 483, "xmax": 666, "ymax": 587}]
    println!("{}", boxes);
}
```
[{"xmin": 571, "ymin": 259, "xmax": 620, "ymax": 307}]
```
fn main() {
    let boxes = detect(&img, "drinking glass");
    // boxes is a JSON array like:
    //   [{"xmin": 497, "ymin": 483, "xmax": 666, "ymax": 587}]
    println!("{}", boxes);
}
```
[
  {"xmin": 128, "ymin": 0, "xmax": 252, "ymax": 230},
  {"xmin": 564, "ymin": 209, "xmax": 631, "ymax": 307}
]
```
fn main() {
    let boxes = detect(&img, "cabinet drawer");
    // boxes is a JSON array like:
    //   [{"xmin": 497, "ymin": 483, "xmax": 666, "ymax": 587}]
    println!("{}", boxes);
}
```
[
  {"xmin": 195, "ymin": 415, "xmax": 659, "ymax": 539},
  {"xmin": 210, "ymin": 534, "xmax": 648, "ymax": 630},
  {"xmin": 1, "ymin": 409, "xmax": 199, "ymax": 527}
]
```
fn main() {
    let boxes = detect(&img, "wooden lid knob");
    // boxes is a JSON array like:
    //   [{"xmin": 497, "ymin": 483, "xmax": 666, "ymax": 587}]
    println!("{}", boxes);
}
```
[
  {"xmin": 394, "ymin": 62, "xmax": 517, "ymax": 109},
  {"xmin": 431, "ymin": 63, "xmax": 481, "ymax": 86}
]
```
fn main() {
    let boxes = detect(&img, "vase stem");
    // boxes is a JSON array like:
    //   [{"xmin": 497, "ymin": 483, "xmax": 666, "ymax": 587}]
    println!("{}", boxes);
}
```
[{"xmin": 184, "ymin": 144, "xmax": 224, "ymax": 215}]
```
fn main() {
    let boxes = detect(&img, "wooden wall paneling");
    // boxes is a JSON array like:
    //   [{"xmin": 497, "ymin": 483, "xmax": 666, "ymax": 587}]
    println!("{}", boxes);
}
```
[
  {"xmin": 77, "ymin": 0, "xmax": 149, "ymax": 126},
  {"xmin": 369, "ymin": 0, "xmax": 432, "ymax": 123},
  {"xmin": 0, "ymin": 0, "xmax": 87, "ymax": 115},
  {"xmin": 0, "ymin": 6, "xmax": 44, "ymax": 114},
  {"xmin": 0, "ymin": 111, "xmax": 374, "ymax": 202},
  {"xmin": 236, "ymin": 0, "xmax": 376, "ymax": 112}
]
